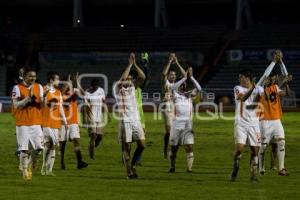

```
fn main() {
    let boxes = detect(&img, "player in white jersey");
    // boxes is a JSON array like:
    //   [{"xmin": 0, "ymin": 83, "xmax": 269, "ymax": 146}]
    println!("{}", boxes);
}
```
[
  {"xmin": 230, "ymin": 53, "xmax": 281, "ymax": 182},
  {"xmin": 113, "ymin": 53, "xmax": 145, "ymax": 179},
  {"xmin": 83, "ymin": 79, "xmax": 108, "ymax": 159},
  {"xmin": 168, "ymin": 67, "xmax": 202, "ymax": 173},
  {"xmin": 161, "ymin": 53, "xmax": 186, "ymax": 158},
  {"xmin": 230, "ymin": 69, "xmax": 264, "ymax": 182}
]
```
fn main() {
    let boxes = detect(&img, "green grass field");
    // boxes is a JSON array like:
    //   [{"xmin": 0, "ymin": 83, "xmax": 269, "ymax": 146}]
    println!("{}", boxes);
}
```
[{"xmin": 0, "ymin": 112, "xmax": 300, "ymax": 200}]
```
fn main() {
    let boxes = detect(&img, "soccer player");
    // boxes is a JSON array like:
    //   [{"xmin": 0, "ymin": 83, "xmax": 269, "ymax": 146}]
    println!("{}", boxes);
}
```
[
  {"xmin": 113, "ymin": 53, "xmax": 145, "ymax": 179},
  {"xmin": 161, "ymin": 53, "xmax": 186, "ymax": 158},
  {"xmin": 82, "ymin": 79, "xmax": 108, "ymax": 159},
  {"xmin": 168, "ymin": 67, "xmax": 202, "ymax": 173},
  {"xmin": 230, "ymin": 51, "xmax": 283, "ymax": 182},
  {"xmin": 230, "ymin": 69, "xmax": 264, "ymax": 182},
  {"xmin": 258, "ymin": 53, "xmax": 291, "ymax": 176},
  {"xmin": 59, "ymin": 74, "xmax": 88, "ymax": 169},
  {"xmin": 41, "ymin": 72, "xmax": 68, "ymax": 176},
  {"xmin": 11, "ymin": 68, "xmax": 44, "ymax": 180}
]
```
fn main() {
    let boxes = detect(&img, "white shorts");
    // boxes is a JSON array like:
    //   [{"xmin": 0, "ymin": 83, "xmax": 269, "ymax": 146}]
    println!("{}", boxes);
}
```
[
  {"xmin": 59, "ymin": 124, "xmax": 80, "ymax": 141},
  {"xmin": 87, "ymin": 121, "xmax": 104, "ymax": 135},
  {"xmin": 162, "ymin": 111, "xmax": 174, "ymax": 127},
  {"xmin": 170, "ymin": 120, "xmax": 194, "ymax": 146},
  {"xmin": 16, "ymin": 125, "xmax": 44, "ymax": 151},
  {"xmin": 43, "ymin": 127, "xmax": 59, "ymax": 145},
  {"xmin": 234, "ymin": 123, "xmax": 261, "ymax": 146},
  {"xmin": 260, "ymin": 119, "xmax": 285, "ymax": 144},
  {"xmin": 118, "ymin": 121, "xmax": 145, "ymax": 143}
]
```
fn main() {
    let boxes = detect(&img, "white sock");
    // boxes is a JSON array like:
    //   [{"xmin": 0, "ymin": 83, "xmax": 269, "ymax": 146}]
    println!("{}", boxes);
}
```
[
  {"xmin": 47, "ymin": 149, "xmax": 56, "ymax": 173},
  {"xmin": 20, "ymin": 152, "xmax": 29, "ymax": 176},
  {"xmin": 42, "ymin": 146, "xmax": 49, "ymax": 172},
  {"xmin": 186, "ymin": 152, "xmax": 194, "ymax": 171},
  {"xmin": 258, "ymin": 143, "xmax": 267, "ymax": 172},
  {"xmin": 277, "ymin": 140, "xmax": 285, "ymax": 170},
  {"xmin": 251, "ymin": 155, "xmax": 258, "ymax": 175}
]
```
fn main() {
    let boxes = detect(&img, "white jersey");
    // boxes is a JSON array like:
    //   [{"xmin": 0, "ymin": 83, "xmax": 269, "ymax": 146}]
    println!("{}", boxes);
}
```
[
  {"xmin": 173, "ymin": 90, "xmax": 193, "ymax": 121},
  {"xmin": 113, "ymin": 84, "xmax": 140, "ymax": 123},
  {"xmin": 85, "ymin": 87, "xmax": 106, "ymax": 122},
  {"xmin": 234, "ymin": 85, "xmax": 264, "ymax": 126},
  {"xmin": 163, "ymin": 79, "xmax": 175, "ymax": 112}
]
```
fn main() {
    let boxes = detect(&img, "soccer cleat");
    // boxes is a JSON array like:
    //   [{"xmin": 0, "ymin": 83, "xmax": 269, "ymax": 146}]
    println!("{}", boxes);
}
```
[
  {"xmin": 168, "ymin": 167, "xmax": 175, "ymax": 173},
  {"xmin": 127, "ymin": 174, "xmax": 135, "ymax": 179},
  {"xmin": 77, "ymin": 161, "xmax": 88, "ymax": 169},
  {"xmin": 270, "ymin": 167, "xmax": 278, "ymax": 171},
  {"xmin": 46, "ymin": 171, "xmax": 56, "ymax": 176},
  {"xmin": 187, "ymin": 169, "xmax": 193, "ymax": 173},
  {"xmin": 259, "ymin": 170, "xmax": 265, "ymax": 176},
  {"xmin": 22, "ymin": 174, "xmax": 32, "ymax": 181},
  {"xmin": 22, "ymin": 169, "xmax": 32, "ymax": 181},
  {"xmin": 278, "ymin": 168, "xmax": 289, "ymax": 176},
  {"xmin": 250, "ymin": 176, "xmax": 259, "ymax": 183},
  {"xmin": 131, "ymin": 167, "xmax": 138, "ymax": 178},
  {"xmin": 27, "ymin": 167, "xmax": 33, "ymax": 179},
  {"xmin": 41, "ymin": 167, "xmax": 46, "ymax": 176}
]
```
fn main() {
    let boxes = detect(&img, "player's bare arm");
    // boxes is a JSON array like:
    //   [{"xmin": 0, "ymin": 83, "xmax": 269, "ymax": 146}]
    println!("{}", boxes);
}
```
[
  {"xmin": 162, "ymin": 53, "xmax": 175, "ymax": 83},
  {"xmin": 174, "ymin": 54, "xmax": 186, "ymax": 77},
  {"xmin": 132, "ymin": 53, "xmax": 146, "ymax": 87}
]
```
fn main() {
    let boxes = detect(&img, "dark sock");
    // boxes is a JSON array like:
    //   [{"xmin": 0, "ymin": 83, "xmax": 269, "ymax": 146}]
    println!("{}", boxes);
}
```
[
  {"xmin": 59, "ymin": 141, "xmax": 66, "ymax": 169},
  {"xmin": 131, "ymin": 148, "xmax": 144, "ymax": 167},
  {"xmin": 75, "ymin": 149, "xmax": 83, "ymax": 164},
  {"xmin": 95, "ymin": 135, "xmax": 103, "ymax": 147},
  {"xmin": 164, "ymin": 133, "xmax": 170, "ymax": 152}
]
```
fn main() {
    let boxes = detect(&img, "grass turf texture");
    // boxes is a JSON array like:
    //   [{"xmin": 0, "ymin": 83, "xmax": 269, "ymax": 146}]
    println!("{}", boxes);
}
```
[{"xmin": 0, "ymin": 112, "xmax": 300, "ymax": 200}]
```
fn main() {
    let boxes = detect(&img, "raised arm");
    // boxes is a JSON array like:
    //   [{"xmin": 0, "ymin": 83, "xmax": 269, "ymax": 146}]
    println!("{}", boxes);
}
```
[
  {"xmin": 279, "ymin": 61, "xmax": 288, "ymax": 76},
  {"xmin": 174, "ymin": 54, "xmax": 186, "ymax": 77},
  {"xmin": 132, "ymin": 53, "xmax": 146, "ymax": 87},
  {"xmin": 75, "ymin": 72, "xmax": 86, "ymax": 97},
  {"xmin": 187, "ymin": 67, "xmax": 202, "ymax": 92},
  {"xmin": 162, "ymin": 53, "xmax": 175, "ymax": 82},
  {"xmin": 120, "ymin": 53, "xmax": 134, "ymax": 81}
]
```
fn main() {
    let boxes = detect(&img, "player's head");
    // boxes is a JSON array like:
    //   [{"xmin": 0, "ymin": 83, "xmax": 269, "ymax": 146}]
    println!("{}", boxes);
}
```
[
  {"xmin": 47, "ymin": 72, "xmax": 60, "ymax": 87},
  {"xmin": 90, "ymin": 79, "xmax": 100, "ymax": 89},
  {"xmin": 270, "ymin": 72, "xmax": 278, "ymax": 85},
  {"xmin": 167, "ymin": 68, "xmax": 176, "ymax": 83},
  {"xmin": 24, "ymin": 68, "xmax": 37, "ymax": 85},
  {"xmin": 238, "ymin": 69, "xmax": 254, "ymax": 87}
]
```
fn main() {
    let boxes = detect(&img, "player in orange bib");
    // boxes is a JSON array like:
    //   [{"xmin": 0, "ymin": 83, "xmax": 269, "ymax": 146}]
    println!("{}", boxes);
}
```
[
  {"xmin": 59, "ymin": 74, "xmax": 88, "ymax": 170},
  {"xmin": 258, "ymin": 69, "xmax": 291, "ymax": 176},
  {"xmin": 11, "ymin": 68, "xmax": 44, "ymax": 181},
  {"xmin": 41, "ymin": 72, "xmax": 68, "ymax": 176}
]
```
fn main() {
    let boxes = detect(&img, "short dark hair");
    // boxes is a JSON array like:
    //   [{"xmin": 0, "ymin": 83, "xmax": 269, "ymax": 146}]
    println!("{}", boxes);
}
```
[
  {"xmin": 168, "ymin": 68, "xmax": 176, "ymax": 74},
  {"xmin": 47, "ymin": 71, "xmax": 59, "ymax": 83},
  {"xmin": 24, "ymin": 67, "xmax": 36, "ymax": 76},
  {"xmin": 239, "ymin": 69, "xmax": 254, "ymax": 82}
]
